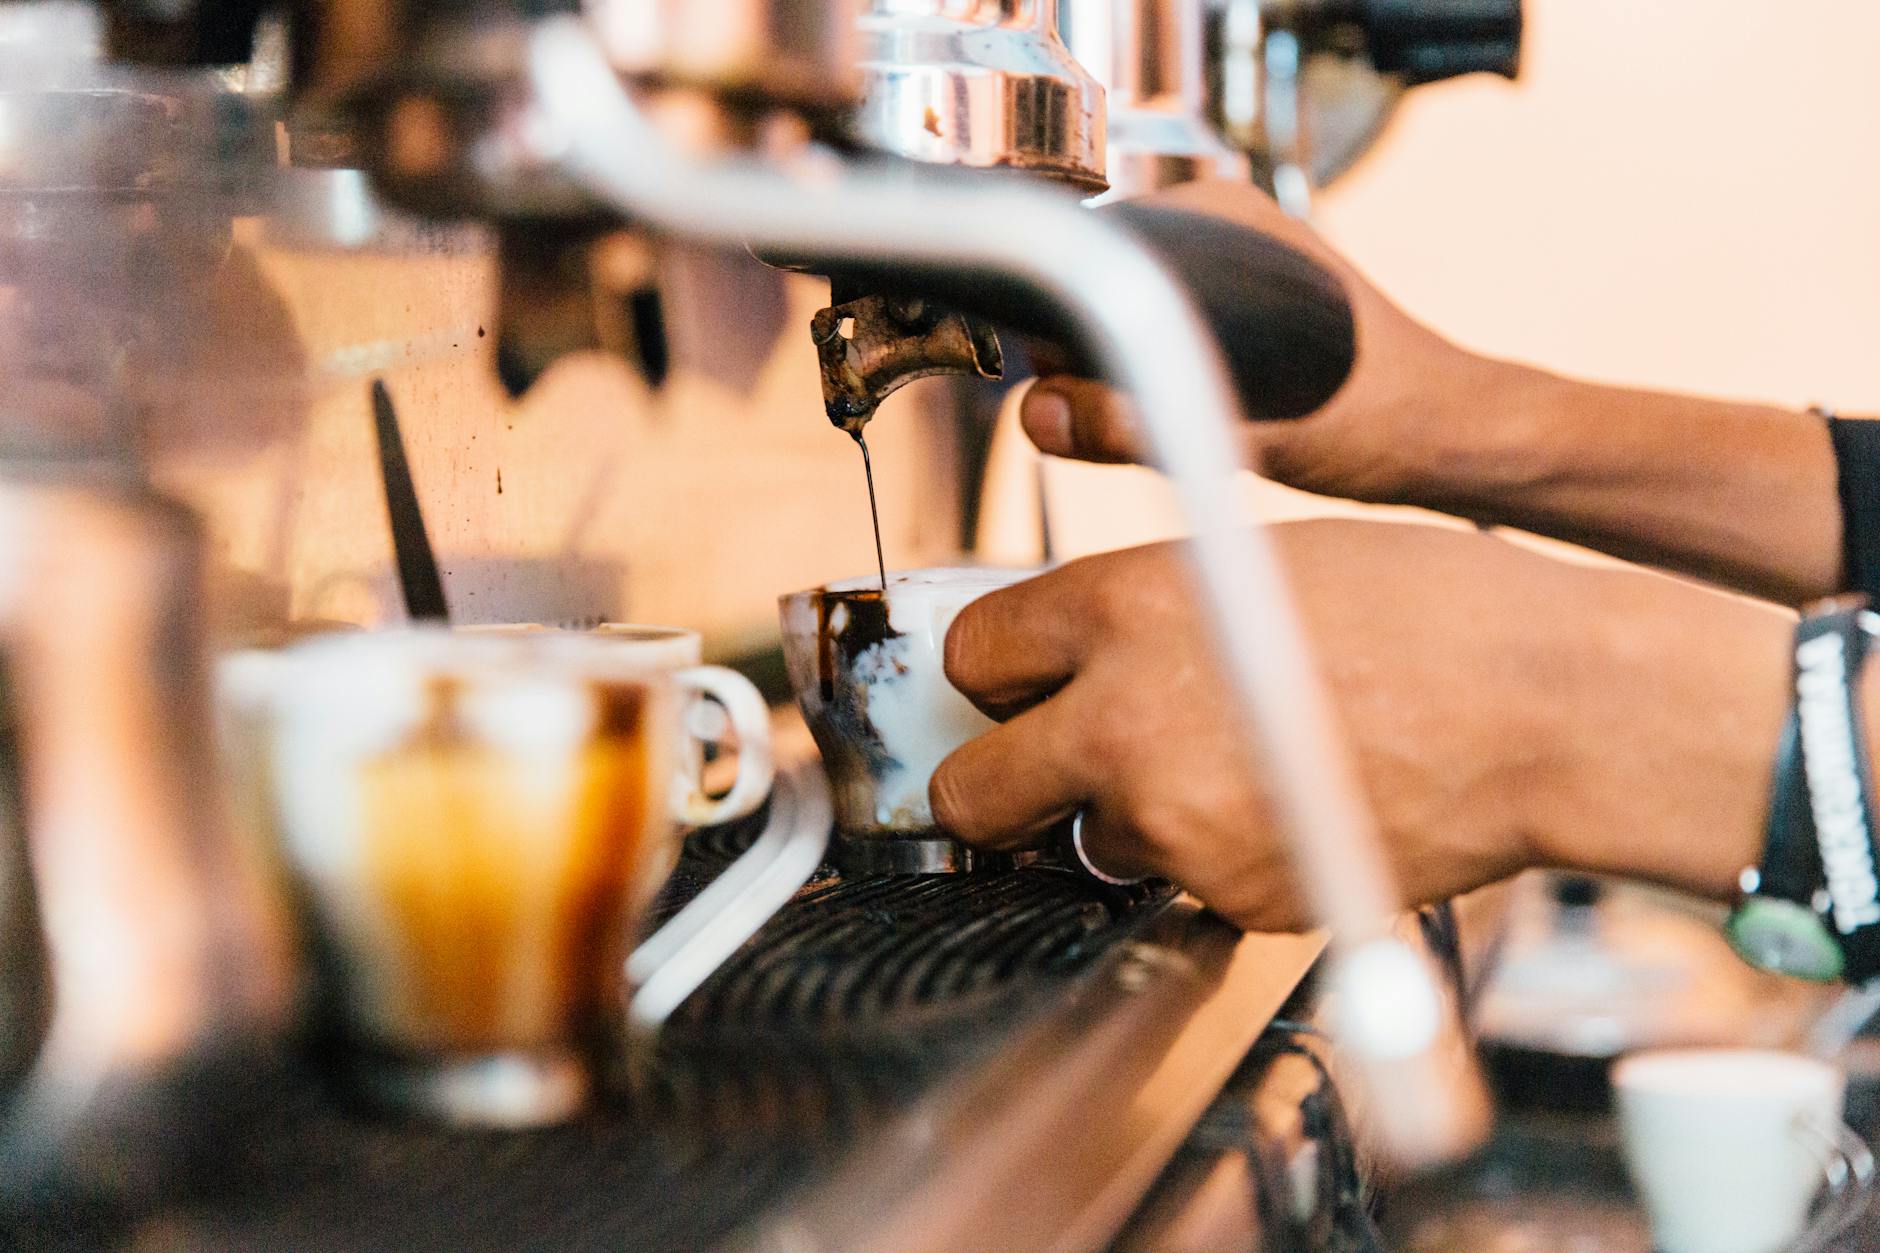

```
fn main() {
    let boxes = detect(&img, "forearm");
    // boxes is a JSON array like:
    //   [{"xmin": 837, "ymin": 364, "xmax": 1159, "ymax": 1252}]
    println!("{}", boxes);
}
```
[
  {"xmin": 1029, "ymin": 178, "xmax": 1848, "ymax": 605},
  {"xmin": 1527, "ymin": 559, "xmax": 1809, "ymax": 899},
  {"xmin": 1278, "ymin": 522, "xmax": 1798, "ymax": 910},
  {"xmin": 1413, "ymin": 359, "xmax": 1843, "ymax": 605}
]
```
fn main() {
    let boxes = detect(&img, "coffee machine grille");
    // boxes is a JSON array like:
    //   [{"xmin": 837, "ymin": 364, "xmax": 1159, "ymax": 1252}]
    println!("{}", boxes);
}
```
[{"xmin": 4, "ymin": 819, "xmax": 1171, "ymax": 1252}]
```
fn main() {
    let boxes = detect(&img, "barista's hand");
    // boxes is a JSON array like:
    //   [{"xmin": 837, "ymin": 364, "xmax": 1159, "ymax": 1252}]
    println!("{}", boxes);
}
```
[
  {"xmin": 930, "ymin": 520, "xmax": 1796, "ymax": 931},
  {"xmin": 1022, "ymin": 179, "xmax": 1495, "ymax": 506}
]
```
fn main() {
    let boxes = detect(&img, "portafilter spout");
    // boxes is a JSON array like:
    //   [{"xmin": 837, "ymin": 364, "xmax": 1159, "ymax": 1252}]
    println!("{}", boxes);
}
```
[
  {"xmin": 526, "ymin": 18, "xmax": 1488, "ymax": 1173},
  {"xmin": 811, "ymin": 292, "xmax": 1005, "ymax": 434}
]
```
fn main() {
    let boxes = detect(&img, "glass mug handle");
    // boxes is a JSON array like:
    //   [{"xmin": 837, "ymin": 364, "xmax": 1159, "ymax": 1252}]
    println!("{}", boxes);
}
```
[
  {"xmin": 1790, "ymin": 1113, "xmax": 1876, "ymax": 1250},
  {"xmin": 671, "ymin": 665, "xmax": 775, "ymax": 827}
]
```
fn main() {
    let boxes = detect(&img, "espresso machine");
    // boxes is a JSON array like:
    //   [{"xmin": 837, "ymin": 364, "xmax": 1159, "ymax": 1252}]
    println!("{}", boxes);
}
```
[{"xmin": 0, "ymin": 0, "xmax": 1525, "ymax": 1247}]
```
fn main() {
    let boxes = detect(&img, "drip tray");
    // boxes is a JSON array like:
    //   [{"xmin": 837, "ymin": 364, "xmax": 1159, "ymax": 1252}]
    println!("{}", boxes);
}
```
[
  {"xmin": 10, "ymin": 818, "xmax": 1199, "ymax": 1253},
  {"xmin": 636, "ymin": 859, "xmax": 1159, "ymax": 1146}
]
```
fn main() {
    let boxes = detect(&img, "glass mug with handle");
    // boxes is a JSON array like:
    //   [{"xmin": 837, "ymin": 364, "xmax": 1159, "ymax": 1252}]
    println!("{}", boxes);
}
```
[
  {"xmin": 255, "ymin": 626, "xmax": 783, "ymax": 1127},
  {"xmin": 779, "ymin": 567, "xmax": 1036, "ymax": 874}
]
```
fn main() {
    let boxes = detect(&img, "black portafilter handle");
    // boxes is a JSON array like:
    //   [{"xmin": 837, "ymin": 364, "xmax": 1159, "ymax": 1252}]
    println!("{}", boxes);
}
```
[
  {"xmin": 1357, "ymin": 0, "xmax": 1524, "ymax": 86},
  {"xmin": 821, "ymin": 199, "xmax": 1358, "ymax": 422},
  {"xmin": 1100, "ymin": 201, "xmax": 1357, "ymax": 421}
]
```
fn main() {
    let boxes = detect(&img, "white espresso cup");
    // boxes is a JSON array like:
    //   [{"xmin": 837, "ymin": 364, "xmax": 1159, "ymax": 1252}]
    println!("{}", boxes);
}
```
[
  {"xmin": 779, "ymin": 567, "xmax": 1034, "ymax": 839},
  {"xmin": 1613, "ymin": 1047, "xmax": 1869, "ymax": 1253},
  {"xmin": 240, "ymin": 626, "xmax": 776, "ymax": 1127}
]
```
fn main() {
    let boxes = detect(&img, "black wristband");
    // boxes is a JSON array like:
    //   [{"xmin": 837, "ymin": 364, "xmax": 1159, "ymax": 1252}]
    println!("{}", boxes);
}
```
[
  {"xmin": 1758, "ymin": 711, "xmax": 1824, "ymax": 906},
  {"xmin": 1733, "ymin": 599, "xmax": 1880, "ymax": 983},
  {"xmin": 1791, "ymin": 601, "xmax": 1880, "ymax": 982},
  {"xmin": 1823, "ymin": 410, "xmax": 1880, "ymax": 603}
]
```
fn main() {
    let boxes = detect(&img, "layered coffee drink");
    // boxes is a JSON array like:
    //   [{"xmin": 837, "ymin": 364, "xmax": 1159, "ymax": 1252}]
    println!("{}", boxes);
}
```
[{"xmin": 252, "ymin": 627, "xmax": 774, "ymax": 1126}]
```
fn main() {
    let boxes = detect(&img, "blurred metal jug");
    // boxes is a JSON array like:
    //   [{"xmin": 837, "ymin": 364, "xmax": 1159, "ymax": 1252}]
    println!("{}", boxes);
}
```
[
  {"xmin": 0, "ymin": 477, "xmax": 297, "ymax": 1213},
  {"xmin": 0, "ymin": 700, "xmax": 45, "ymax": 1097}
]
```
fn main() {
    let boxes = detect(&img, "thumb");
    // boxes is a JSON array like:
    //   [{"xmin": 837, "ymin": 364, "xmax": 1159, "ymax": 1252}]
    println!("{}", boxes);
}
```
[{"xmin": 1019, "ymin": 376, "xmax": 1148, "ymax": 465}]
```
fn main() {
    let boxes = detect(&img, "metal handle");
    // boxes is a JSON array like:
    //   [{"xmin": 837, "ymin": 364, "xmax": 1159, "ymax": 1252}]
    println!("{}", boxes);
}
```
[
  {"xmin": 816, "ymin": 204, "xmax": 1359, "ymax": 423},
  {"xmin": 626, "ymin": 762, "xmax": 831, "ymax": 1030},
  {"xmin": 0, "ymin": 658, "xmax": 46, "ymax": 1097},
  {"xmin": 1790, "ymin": 1115, "xmax": 1876, "ymax": 1251}
]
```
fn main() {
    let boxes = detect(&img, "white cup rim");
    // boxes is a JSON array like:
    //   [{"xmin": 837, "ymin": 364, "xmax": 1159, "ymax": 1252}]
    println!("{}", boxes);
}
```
[
  {"xmin": 456, "ymin": 622, "xmax": 699, "ymax": 644},
  {"xmin": 780, "ymin": 565, "xmax": 1040, "ymax": 607},
  {"xmin": 275, "ymin": 624, "xmax": 698, "ymax": 687},
  {"xmin": 1613, "ymin": 1047, "xmax": 1844, "ymax": 1100}
]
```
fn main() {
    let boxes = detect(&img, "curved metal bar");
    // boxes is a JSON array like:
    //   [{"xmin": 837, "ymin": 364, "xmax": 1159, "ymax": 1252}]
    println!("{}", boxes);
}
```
[
  {"xmin": 627, "ymin": 764, "xmax": 833, "ymax": 1030},
  {"xmin": 529, "ymin": 18, "xmax": 1483, "ymax": 1166}
]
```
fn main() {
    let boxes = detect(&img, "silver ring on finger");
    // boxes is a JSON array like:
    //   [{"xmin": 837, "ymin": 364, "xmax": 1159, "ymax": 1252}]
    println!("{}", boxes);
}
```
[{"xmin": 1071, "ymin": 809, "xmax": 1146, "ymax": 887}]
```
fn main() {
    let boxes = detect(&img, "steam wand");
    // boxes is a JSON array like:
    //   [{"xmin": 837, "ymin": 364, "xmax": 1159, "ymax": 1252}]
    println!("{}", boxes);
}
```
[{"xmin": 525, "ymin": 18, "xmax": 1486, "ymax": 1170}]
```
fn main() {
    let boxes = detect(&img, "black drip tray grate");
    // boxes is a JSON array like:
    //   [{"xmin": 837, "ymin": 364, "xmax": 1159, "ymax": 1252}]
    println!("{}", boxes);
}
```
[
  {"xmin": 658, "ymin": 812, "xmax": 1159, "ymax": 1042},
  {"xmin": 677, "ymin": 805, "xmax": 769, "ymax": 866},
  {"xmin": 632, "ymin": 852, "xmax": 1160, "ymax": 1145},
  {"xmin": 666, "ymin": 869, "xmax": 1133, "ymax": 1030},
  {"xmin": 13, "ymin": 821, "xmax": 1166, "ymax": 1253}
]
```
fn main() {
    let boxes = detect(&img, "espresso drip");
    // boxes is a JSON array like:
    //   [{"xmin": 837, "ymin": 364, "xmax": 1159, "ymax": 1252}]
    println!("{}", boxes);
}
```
[{"xmin": 853, "ymin": 431, "xmax": 888, "ymax": 593}]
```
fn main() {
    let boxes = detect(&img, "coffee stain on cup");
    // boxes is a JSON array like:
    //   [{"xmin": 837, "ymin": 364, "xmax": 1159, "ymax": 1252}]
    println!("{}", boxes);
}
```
[
  {"xmin": 811, "ymin": 587, "xmax": 906, "ymax": 781},
  {"xmin": 814, "ymin": 586, "xmax": 900, "ymax": 702},
  {"xmin": 355, "ymin": 681, "xmax": 651, "ymax": 1054}
]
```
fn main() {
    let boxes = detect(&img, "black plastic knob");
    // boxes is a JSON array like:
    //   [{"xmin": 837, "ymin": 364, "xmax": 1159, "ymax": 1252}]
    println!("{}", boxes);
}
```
[{"xmin": 1360, "ymin": 0, "xmax": 1523, "ymax": 86}]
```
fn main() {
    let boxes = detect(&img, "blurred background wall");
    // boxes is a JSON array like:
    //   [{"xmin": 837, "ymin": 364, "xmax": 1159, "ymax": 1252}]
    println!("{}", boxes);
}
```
[{"xmin": 1026, "ymin": 0, "xmax": 1880, "ymax": 557}]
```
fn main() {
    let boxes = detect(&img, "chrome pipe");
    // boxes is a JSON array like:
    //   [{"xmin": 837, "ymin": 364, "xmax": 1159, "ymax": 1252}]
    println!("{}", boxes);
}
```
[
  {"xmin": 853, "ymin": 0, "xmax": 1108, "ymax": 190},
  {"xmin": 528, "ymin": 17, "xmax": 1485, "ymax": 1167},
  {"xmin": 1060, "ymin": 0, "xmax": 1249, "ymax": 200}
]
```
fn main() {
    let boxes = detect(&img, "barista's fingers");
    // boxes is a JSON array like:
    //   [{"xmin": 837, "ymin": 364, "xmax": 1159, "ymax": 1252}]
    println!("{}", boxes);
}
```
[
  {"xmin": 1020, "ymin": 377, "xmax": 1147, "ymax": 465},
  {"xmin": 944, "ymin": 562, "xmax": 1108, "ymax": 713},
  {"xmin": 930, "ymin": 691, "xmax": 1096, "ymax": 850}
]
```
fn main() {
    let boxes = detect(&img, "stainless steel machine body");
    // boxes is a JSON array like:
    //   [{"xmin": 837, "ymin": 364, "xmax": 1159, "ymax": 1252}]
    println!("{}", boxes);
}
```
[
  {"xmin": 1066, "ymin": 0, "xmax": 1521, "ymax": 208},
  {"xmin": 1061, "ymin": 0, "xmax": 1249, "ymax": 200},
  {"xmin": 1207, "ymin": 0, "xmax": 1520, "ymax": 206},
  {"xmin": 852, "ymin": 0, "xmax": 1107, "ymax": 191}
]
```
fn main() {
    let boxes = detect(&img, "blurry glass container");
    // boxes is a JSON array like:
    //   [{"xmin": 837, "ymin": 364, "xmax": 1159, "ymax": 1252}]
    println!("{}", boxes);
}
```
[
  {"xmin": 0, "ymin": 477, "xmax": 296, "ymax": 1209},
  {"xmin": 1475, "ymin": 874, "xmax": 1830, "ymax": 1113},
  {"xmin": 0, "ymin": 2, "xmax": 292, "ymax": 472}
]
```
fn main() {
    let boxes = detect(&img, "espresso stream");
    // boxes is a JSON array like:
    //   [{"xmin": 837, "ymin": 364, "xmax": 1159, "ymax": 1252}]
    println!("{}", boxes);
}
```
[{"xmin": 852, "ymin": 431, "xmax": 888, "ymax": 593}]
